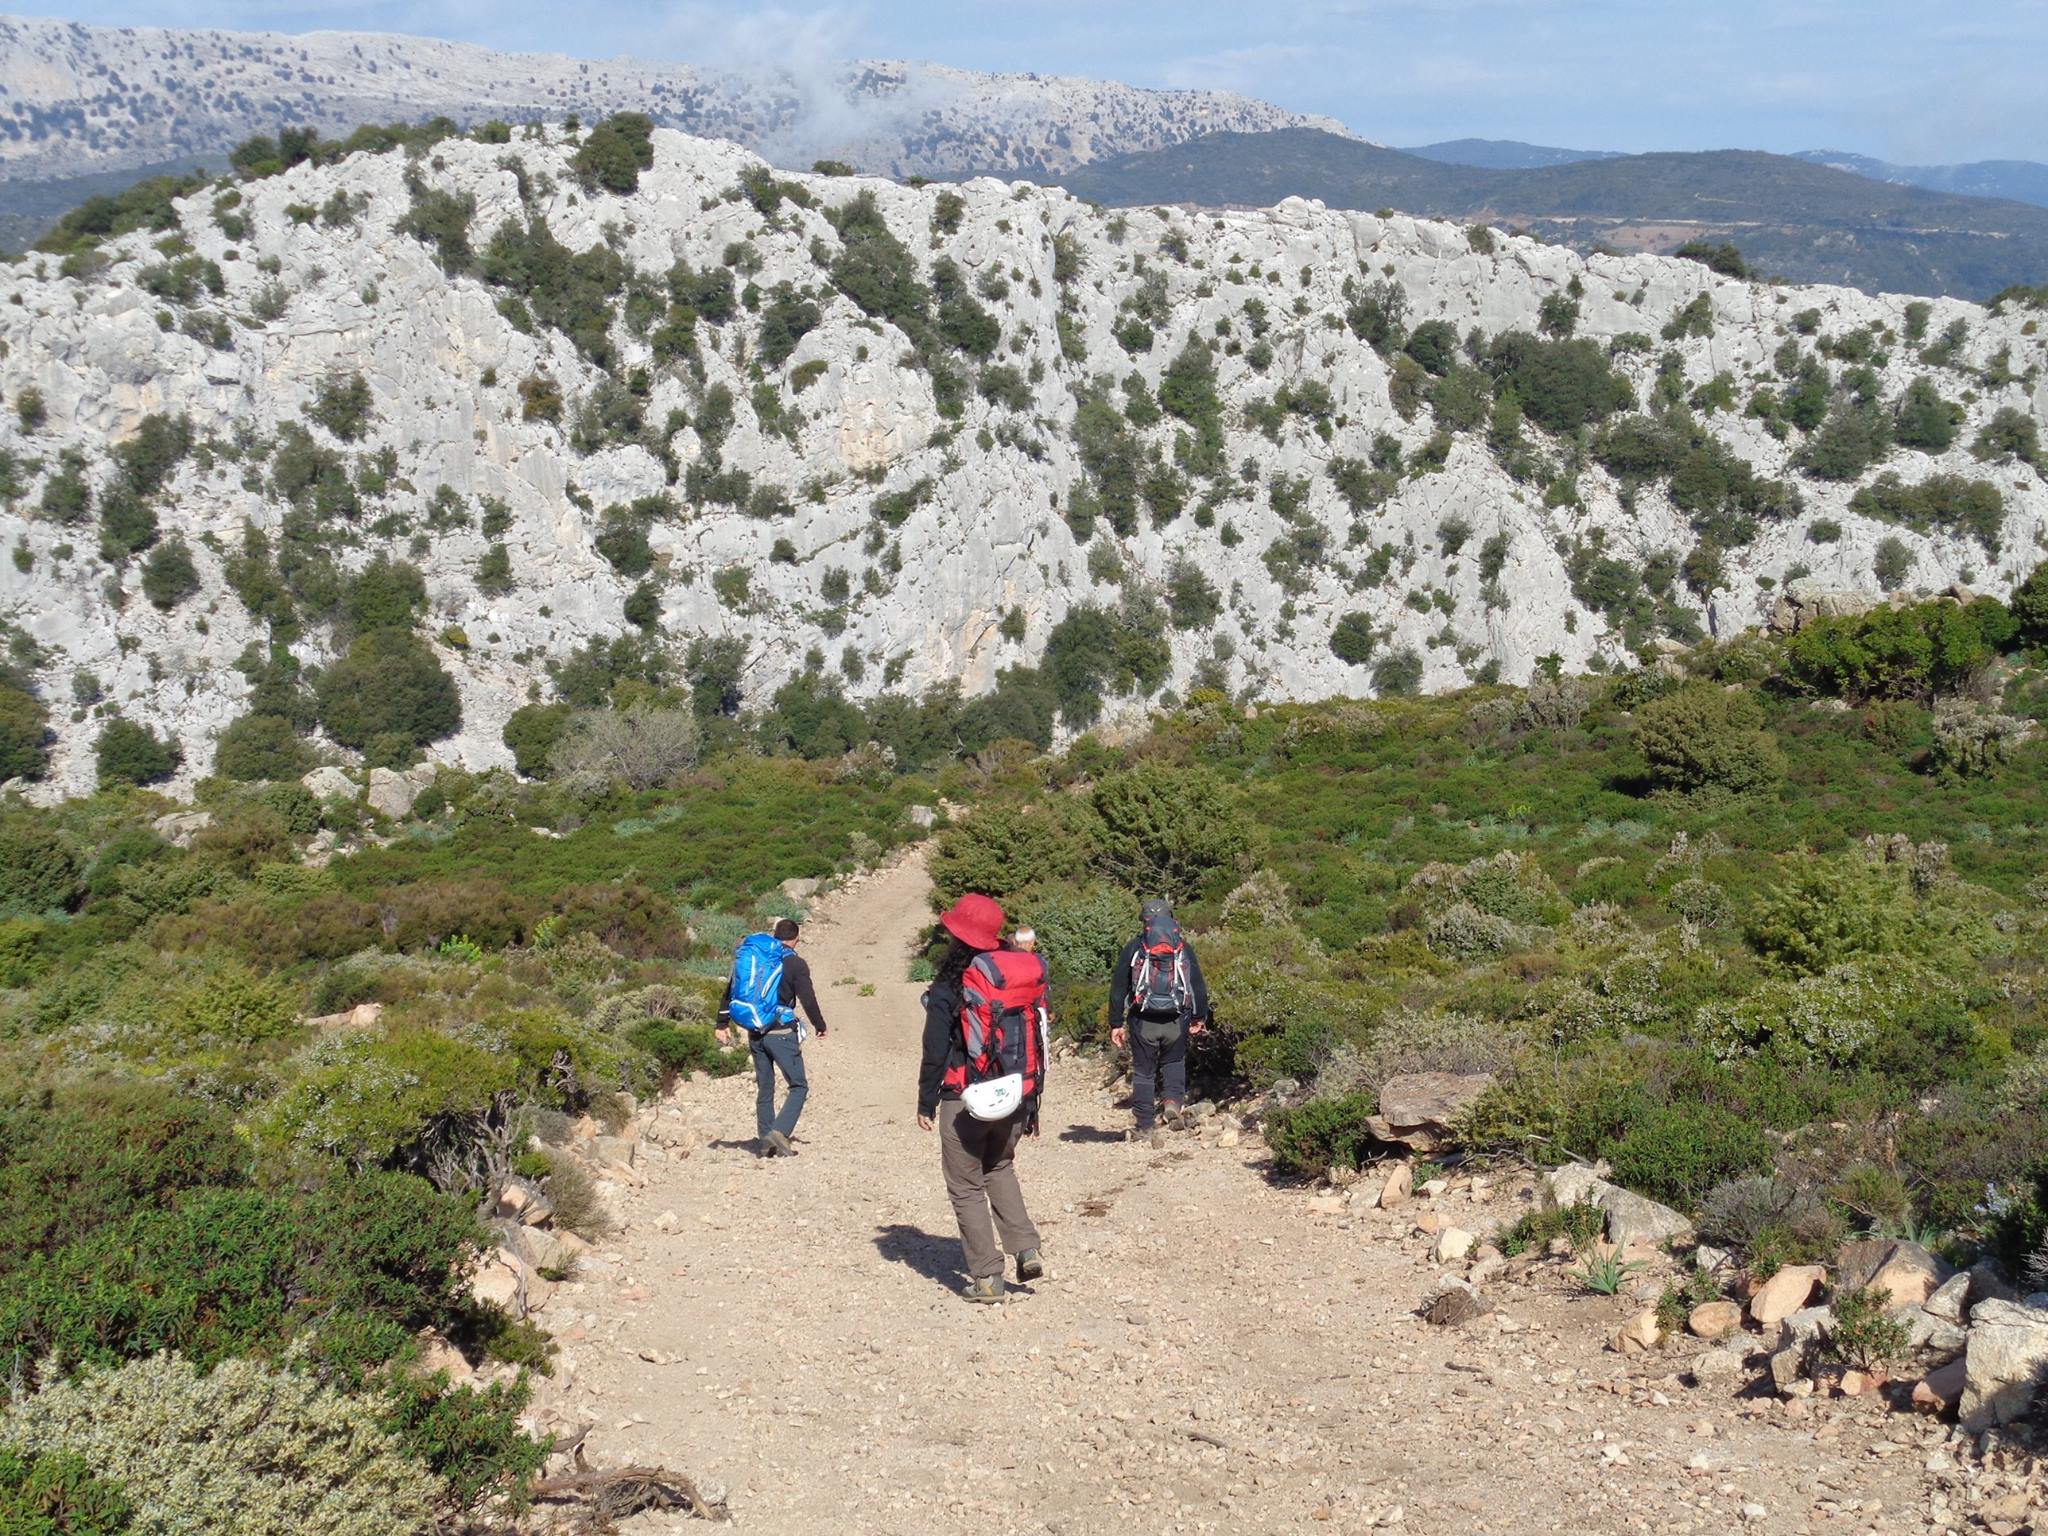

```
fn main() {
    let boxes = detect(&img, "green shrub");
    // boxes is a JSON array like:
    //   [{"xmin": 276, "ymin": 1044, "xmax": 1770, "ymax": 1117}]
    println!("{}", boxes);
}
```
[
  {"xmin": 95, "ymin": 719, "xmax": 182, "ymax": 789},
  {"xmin": 305, "ymin": 373, "xmax": 374, "ymax": 441},
  {"xmin": 1631, "ymin": 684, "xmax": 1782, "ymax": 794},
  {"xmin": 0, "ymin": 1446, "xmax": 134, "ymax": 1534},
  {"xmin": 137, "ymin": 539, "xmax": 200, "ymax": 610},
  {"xmin": 1370, "ymin": 648, "xmax": 1423, "ymax": 697},
  {"xmin": 1264, "ymin": 1091, "xmax": 1378, "ymax": 1175},
  {"xmin": 1605, "ymin": 1100, "xmax": 1773, "ymax": 1208},
  {"xmin": 2008, "ymin": 560, "xmax": 2048, "ymax": 647},
  {"xmin": 1329, "ymin": 612, "xmax": 1377, "ymax": 665},
  {"xmin": 0, "ymin": 682, "xmax": 52, "ymax": 782},
  {"xmin": 1784, "ymin": 598, "xmax": 2015, "ymax": 701},
  {"xmin": 1872, "ymin": 536, "xmax": 1913, "ymax": 592},
  {"xmin": 1972, "ymin": 406, "xmax": 2040, "ymax": 467},
  {"xmin": 503, "ymin": 702, "xmax": 570, "ymax": 777},
  {"xmin": 0, "ymin": 818, "xmax": 80, "ymax": 911},
  {"xmin": 213, "ymin": 712, "xmax": 311, "ymax": 781},
  {"xmin": 1, "ymin": 1353, "xmax": 439, "ymax": 1536},
  {"xmin": 572, "ymin": 111, "xmax": 655, "ymax": 194},
  {"xmin": 343, "ymin": 556, "xmax": 427, "ymax": 633},
  {"xmin": 1483, "ymin": 332, "xmax": 1634, "ymax": 433},
  {"xmin": 1020, "ymin": 881, "xmax": 1133, "ymax": 984},
  {"xmin": 1090, "ymin": 763, "xmax": 1257, "ymax": 901},
  {"xmin": 101, "ymin": 955, "xmax": 299, "ymax": 1050},
  {"xmin": 316, "ymin": 630, "xmax": 460, "ymax": 752},
  {"xmin": 928, "ymin": 801, "xmax": 1100, "ymax": 906},
  {"xmin": 1497, "ymin": 1198, "xmax": 1604, "ymax": 1257},
  {"xmin": 254, "ymin": 1031, "xmax": 517, "ymax": 1173},
  {"xmin": 0, "ymin": 1082, "xmax": 244, "ymax": 1280},
  {"xmin": 1743, "ymin": 855, "xmax": 1929, "ymax": 974},
  {"xmin": 1824, "ymin": 1285, "xmax": 1910, "ymax": 1371}
]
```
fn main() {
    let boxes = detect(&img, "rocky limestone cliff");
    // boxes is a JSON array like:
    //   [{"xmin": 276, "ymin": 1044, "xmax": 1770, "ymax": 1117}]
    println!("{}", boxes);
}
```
[
  {"xmin": 0, "ymin": 15, "xmax": 1347, "ymax": 184},
  {"xmin": 1, "ymin": 123, "xmax": 2044, "ymax": 799}
]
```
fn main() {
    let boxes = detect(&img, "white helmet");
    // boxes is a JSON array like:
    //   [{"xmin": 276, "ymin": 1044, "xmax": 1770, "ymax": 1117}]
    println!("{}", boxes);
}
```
[{"xmin": 961, "ymin": 1073, "xmax": 1024, "ymax": 1122}]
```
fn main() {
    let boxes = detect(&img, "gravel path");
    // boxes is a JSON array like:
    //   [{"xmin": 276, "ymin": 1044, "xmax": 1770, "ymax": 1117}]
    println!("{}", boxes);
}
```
[{"xmin": 533, "ymin": 850, "xmax": 1971, "ymax": 1535}]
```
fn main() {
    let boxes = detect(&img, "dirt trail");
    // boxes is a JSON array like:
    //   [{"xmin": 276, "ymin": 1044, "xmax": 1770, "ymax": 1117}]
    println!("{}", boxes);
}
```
[{"xmin": 540, "ymin": 850, "xmax": 1951, "ymax": 1536}]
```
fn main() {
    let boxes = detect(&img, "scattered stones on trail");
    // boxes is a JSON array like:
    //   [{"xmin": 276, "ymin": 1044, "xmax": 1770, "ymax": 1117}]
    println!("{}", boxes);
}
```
[
  {"xmin": 1365, "ymin": 1072, "xmax": 1494, "ymax": 1153},
  {"xmin": 1750, "ymin": 1264, "xmax": 1827, "ymax": 1326},
  {"xmin": 1434, "ymin": 1227, "xmax": 1476, "ymax": 1263},
  {"xmin": 1609, "ymin": 1308, "xmax": 1663, "ymax": 1354},
  {"xmin": 1912, "ymin": 1357, "xmax": 1969, "ymax": 1415}
]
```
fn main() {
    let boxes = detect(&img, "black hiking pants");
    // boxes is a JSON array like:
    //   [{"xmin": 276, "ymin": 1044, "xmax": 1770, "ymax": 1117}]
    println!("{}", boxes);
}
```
[{"xmin": 1129, "ymin": 1020, "xmax": 1188, "ymax": 1130}]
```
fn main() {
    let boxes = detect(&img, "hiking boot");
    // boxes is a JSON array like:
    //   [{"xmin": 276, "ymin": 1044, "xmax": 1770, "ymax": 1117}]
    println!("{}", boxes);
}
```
[
  {"xmin": 964, "ymin": 1275, "xmax": 1005, "ymax": 1304},
  {"xmin": 764, "ymin": 1130, "xmax": 795, "ymax": 1157},
  {"xmin": 1162, "ymin": 1103, "xmax": 1189, "ymax": 1131},
  {"xmin": 1016, "ymin": 1248, "xmax": 1045, "ymax": 1282}
]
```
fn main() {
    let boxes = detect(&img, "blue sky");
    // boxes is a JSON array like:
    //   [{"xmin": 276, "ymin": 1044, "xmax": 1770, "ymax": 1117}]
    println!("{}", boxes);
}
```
[{"xmin": 32, "ymin": 0, "xmax": 2048, "ymax": 163}]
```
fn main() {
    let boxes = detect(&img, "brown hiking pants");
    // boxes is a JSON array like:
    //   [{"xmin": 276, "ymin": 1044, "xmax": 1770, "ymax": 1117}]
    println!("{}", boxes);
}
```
[{"xmin": 938, "ymin": 1099, "xmax": 1040, "ymax": 1281}]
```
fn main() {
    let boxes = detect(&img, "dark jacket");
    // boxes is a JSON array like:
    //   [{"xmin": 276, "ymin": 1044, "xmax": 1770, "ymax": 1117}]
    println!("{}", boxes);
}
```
[
  {"xmin": 719, "ymin": 946, "xmax": 828, "ymax": 1035},
  {"xmin": 915, "ymin": 971, "xmax": 967, "ymax": 1118},
  {"xmin": 1108, "ymin": 933, "xmax": 1209, "ymax": 1026}
]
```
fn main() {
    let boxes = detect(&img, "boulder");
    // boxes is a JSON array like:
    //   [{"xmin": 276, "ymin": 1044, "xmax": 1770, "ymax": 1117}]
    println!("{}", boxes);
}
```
[
  {"xmin": 1750, "ymin": 1265, "xmax": 1826, "ymax": 1327},
  {"xmin": 1911, "ymin": 1357, "xmax": 1969, "ymax": 1416},
  {"xmin": 471, "ymin": 1259, "xmax": 521, "ymax": 1312},
  {"xmin": 1421, "ymin": 1277, "xmax": 1488, "ymax": 1327},
  {"xmin": 302, "ymin": 765, "xmax": 357, "ymax": 801},
  {"xmin": 1923, "ymin": 1271, "xmax": 1972, "ymax": 1325},
  {"xmin": 1609, "ymin": 1309, "xmax": 1663, "ymax": 1355},
  {"xmin": 779, "ymin": 876, "xmax": 821, "ymax": 901},
  {"xmin": 305, "ymin": 1001, "xmax": 383, "ymax": 1031},
  {"xmin": 1545, "ymin": 1163, "xmax": 1609, "ymax": 1209},
  {"xmin": 1899, "ymin": 1306, "xmax": 1967, "ymax": 1361},
  {"xmin": 366, "ymin": 765, "xmax": 428, "ymax": 819},
  {"xmin": 1364, "ymin": 1072, "xmax": 1494, "ymax": 1153},
  {"xmin": 1378, "ymin": 1161, "xmax": 1413, "ymax": 1209},
  {"xmin": 907, "ymin": 804, "xmax": 938, "ymax": 830},
  {"xmin": 1688, "ymin": 1300, "xmax": 1743, "ymax": 1341},
  {"xmin": 1435, "ymin": 1227, "xmax": 1476, "ymax": 1263},
  {"xmin": 1693, "ymin": 1244, "xmax": 1735, "ymax": 1275},
  {"xmin": 1768, "ymin": 581, "xmax": 1879, "ymax": 635},
  {"xmin": 592, "ymin": 1135, "xmax": 637, "ymax": 1168},
  {"xmin": 1836, "ymin": 1238, "xmax": 1950, "ymax": 1308},
  {"xmin": 1598, "ymin": 1186, "xmax": 1694, "ymax": 1251},
  {"xmin": 150, "ymin": 809, "xmax": 213, "ymax": 847},
  {"xmin": 1688, "ymin": 1346, "xmax": 1745, "ymax": 1387},
  {"xmin": 1765, "ymin": 1304, "xmax": 1833, "ymax": 1391},
  {"xmin": 1959, "ymin": 1298, "xmax": 2048, "ymax": 1432}
]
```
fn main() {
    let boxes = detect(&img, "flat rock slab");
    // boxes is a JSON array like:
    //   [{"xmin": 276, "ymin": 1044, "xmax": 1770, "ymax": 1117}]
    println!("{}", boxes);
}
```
[{"xmin": 1366, "ymin": 1071, "xmax": 1494, "ymax": 1152}]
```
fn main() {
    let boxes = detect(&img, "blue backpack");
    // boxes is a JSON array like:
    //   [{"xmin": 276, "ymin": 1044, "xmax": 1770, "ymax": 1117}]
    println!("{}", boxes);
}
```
[{"xmin": 728, "ymin": 932, "xmax": 793, "ymax": 1033}]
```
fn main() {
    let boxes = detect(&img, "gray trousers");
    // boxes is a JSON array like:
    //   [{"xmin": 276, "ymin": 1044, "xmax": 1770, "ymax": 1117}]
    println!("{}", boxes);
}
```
[
  {"xmin": 750, "ymin": 1029, "xmax": 808, "ymax": 1139},
  {"xmin": 938, "ymin": 1100, "xmax": 1040, "ymax": 1280}
]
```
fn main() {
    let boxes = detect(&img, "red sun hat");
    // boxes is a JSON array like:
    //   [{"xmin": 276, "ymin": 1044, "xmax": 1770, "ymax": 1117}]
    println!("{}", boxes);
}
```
[{"xmin": 938, "ymin": 893, "xmax": 1005, "ymax": 951}]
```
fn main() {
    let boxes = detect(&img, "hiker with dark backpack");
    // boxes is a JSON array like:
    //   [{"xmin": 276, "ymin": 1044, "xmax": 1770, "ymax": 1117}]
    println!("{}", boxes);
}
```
[
  {"xmin": 916, "ymin": 893, "xmax": 1049, "ymax": 1304},
  {"xmin": 717, "ymin": 917, "xmax": 828, "ymax": 1157},
  {"xmin": 1109, "ymin": 897, "xmax": 1211, "ymax": 1147}
]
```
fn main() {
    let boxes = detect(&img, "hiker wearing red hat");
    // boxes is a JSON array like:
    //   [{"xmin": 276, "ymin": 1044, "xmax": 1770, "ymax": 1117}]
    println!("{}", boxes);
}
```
[{"xmin": 916, "ymin": 893, "xmax": 1050, "ymax": 1303}]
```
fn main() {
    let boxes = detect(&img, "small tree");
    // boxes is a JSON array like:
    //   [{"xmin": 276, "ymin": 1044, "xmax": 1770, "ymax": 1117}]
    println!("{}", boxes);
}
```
[
  {"xmin": 139, "ymin": 540, "xmax": 199, "ymax": 610},
  {"xmin": 212, "ymin": 712, "xmax": 311, "ymax": 782},
  {"xmin": 316, "ymin": 629, "xmax": 460, "ymax": 752},
  {"xmin": 550, "ymin": 702, "xmax": 699, "ymax": 791},
  {"xmin": 1632, "ymin": 684, "xmax": 1783, "ymax": 794},
  {"xmin": 1329, "ymin": 612, "xmax": 1377, "ymax": 665},
  {"xmin": 1090, "ymin": 762, "xmax": 1257, "ymax": 900},
  {"xmin": 2011, "ymin": 560, "xmax": 2048, "ymax": 647},
  {"xmin": 503, "ymin": 702, "xmax": 571, "ymax": 777},
  {"xmin": 95, "ymin": 718, "xmax": 182, "ymax": 788},
  {"xmin": 1872, "ymin": 536, "xmax": 1914, "ymax": 592}
]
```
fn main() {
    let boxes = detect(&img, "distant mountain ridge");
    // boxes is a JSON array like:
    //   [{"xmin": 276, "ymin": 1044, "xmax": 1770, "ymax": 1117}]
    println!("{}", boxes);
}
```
[
  {"xmin": 1401, "ymin": 139, "xmax": 1620, "ymax": 171},
  {"xmin": 1404, "ymin": 138, "xmax": 2048, "ymax": 212},
  {"xmin": 1059, "ymin": 129, "xmax": 2048, "ymax": 299},
  {"xmin": 0, "ymin": 13, "xmax": 1344, "ymax": 186}
]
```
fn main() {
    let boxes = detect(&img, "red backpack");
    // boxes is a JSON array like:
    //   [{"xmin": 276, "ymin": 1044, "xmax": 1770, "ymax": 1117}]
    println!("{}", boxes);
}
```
[{"xmin": 945, "ymin": 949, "xmax": 1049, "ymax": 1100}]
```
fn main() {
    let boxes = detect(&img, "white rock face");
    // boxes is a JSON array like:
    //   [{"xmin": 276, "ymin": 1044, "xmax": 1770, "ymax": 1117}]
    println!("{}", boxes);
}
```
[
  {"xmin": 0, "ymin": 16, "xmax": 1348, "ymax": 183},
  {"xmin": 1, "ymin": 126, "xmax": 2044, "ymax": 802}
]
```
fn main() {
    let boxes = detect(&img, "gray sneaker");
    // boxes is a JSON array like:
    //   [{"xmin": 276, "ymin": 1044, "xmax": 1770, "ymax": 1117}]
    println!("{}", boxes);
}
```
[
  {"xmin": 964, "ymin": 1275, "xmax": 1005, "ymax": 1304},
  {"xmin": 764, "ymin": 1130, "xmax": 795, "ymax": 1157},
  {"xmin": 1016, "ymin": 1248, "xmax": 1045, "ymax": 1282}
]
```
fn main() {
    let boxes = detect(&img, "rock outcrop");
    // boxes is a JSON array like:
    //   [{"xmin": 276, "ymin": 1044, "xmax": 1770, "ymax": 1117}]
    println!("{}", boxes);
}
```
[{"xmin": 3, "ymin": 124, "xmax": 2044, "ymax": 800}]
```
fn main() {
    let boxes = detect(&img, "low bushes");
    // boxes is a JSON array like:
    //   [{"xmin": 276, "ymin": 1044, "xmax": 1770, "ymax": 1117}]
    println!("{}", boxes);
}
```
[{"xmin": 1264, "ymin": 1092, "xmax": 1379, "ymax": 1175}]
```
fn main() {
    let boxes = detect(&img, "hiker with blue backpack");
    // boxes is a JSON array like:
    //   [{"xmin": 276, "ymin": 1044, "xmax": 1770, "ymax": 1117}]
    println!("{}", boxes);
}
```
[
  {"xmin": 717, "ymin": 918, "xmax": 829, "ymax": 1157},
  {"xmin": 917, "ymin": 893, "xmax": 1050, "ymax": 1304},
  {"xmin": 1109, "ymin": 898, "xmax": 1210, "ymax": 1148}
]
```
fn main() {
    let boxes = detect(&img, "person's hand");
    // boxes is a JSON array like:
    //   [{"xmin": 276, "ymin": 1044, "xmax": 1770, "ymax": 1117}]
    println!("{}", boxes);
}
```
[
  {"xmin": 1189, "ymin": 1017, "xmax": 1209, "ymax": 1037},
  {"xmin": 917, "ymin": 1113, "xmax": 934, "ymax": 1131},
  {"xmin": 715, "ymin": 1027, "xmax": 732, "ymax": 1048},
  {"xmin": 1110, "ymin": 1026, "xmax": 1127, "ymax": 1050}
]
